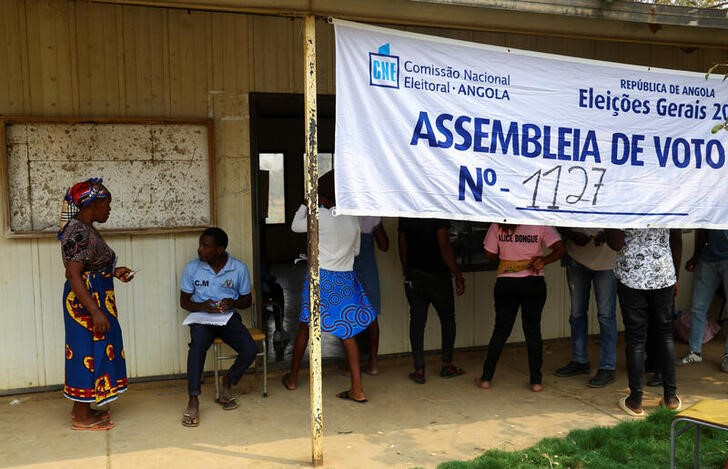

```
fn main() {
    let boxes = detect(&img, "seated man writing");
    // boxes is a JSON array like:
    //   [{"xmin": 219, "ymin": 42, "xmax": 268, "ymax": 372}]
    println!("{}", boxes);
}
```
[{"xmin": 180, "ymin": 227, "xmax": 257, "ymax": 427}]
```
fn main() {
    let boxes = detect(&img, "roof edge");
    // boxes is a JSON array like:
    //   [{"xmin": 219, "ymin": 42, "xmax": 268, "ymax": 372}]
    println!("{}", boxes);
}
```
[{"xmin": 415, "ymin": 0, "xmax": 728, "ymax": 30}]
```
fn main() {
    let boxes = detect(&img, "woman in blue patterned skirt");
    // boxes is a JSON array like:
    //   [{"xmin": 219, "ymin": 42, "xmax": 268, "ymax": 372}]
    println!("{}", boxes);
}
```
[
  {"xmin": 282, "ymin": 171, "xmax": 376, "ymax": 403},
  {"xmin": 59, "ymin": 178, "xmax": 135, "ymax": 430}
]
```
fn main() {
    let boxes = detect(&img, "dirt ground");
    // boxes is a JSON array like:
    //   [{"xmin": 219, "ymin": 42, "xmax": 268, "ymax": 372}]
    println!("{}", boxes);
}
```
[{"xmin": 2, "ymin": 336, "xmax": 727, "ymax": 469}]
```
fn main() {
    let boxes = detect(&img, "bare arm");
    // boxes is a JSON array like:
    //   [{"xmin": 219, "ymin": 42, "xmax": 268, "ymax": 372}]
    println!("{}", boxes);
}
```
[
  {"xmin": 528, "ymin": 240, "xmax": 566, "ymax": 272},
  {"xmin": 373, "ymin": 223, "xmax": 389, "ymax": 252},
  {"xmin": 605, "ymin": 229, "xmax": 625, "ymax": 252},
  {"xmin": 685, "ymin": 229, "xmax": 708, "ymax": 272},
  {"xmin": 218, "ymin": 293, "xmax": 252, "ymax": 312},
  {"xmin": 66, "ymin": 261, "xmax": 109, "ymax": 334},
  {"xmin": 670, "ymin": 229, "xmax": 683, "ymax": 281},
  {"xmin": 558, "ymin": 227, "xmax": 590, "ymax": 246},
  {"xmin": 484, "ymin": 249, "xmax": 499, "ymax": 263},
  {"xmin": 180, "ymin": 291, "xmax": 218, "ymax": 313},
  {"xmin": 181, "ymin": 289, "xmax": 252, "ymax": 313},
  {"xmin": 436, "ymin": 227, "xmax": 465, "ymax": 295}
]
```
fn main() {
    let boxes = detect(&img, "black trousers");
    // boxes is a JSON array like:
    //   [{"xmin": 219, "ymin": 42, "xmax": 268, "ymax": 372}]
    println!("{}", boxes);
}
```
[
  {"xmin": 187, "ymin": 313, "xmax": 257, "ymax": 396},
  {"xmin": 617, "ymin": 281, "xmax": 677, "ymax": 405},
  {"xmin": 481, "ymin": 276, "xmax": 547, "ymax": 385},
  {"xmin": 404, "ymin": 269, "xmax": 456, "ymax": 371}
]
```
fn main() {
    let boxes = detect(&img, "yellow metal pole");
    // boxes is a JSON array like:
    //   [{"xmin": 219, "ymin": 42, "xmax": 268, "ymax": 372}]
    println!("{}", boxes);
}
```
[{"xmin": 303, "ymin": 14, "xmax": 324, "ymax": 467}]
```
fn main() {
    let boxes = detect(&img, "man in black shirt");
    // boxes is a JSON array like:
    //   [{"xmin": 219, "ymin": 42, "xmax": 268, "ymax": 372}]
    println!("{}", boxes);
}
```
[{"xmin": 398, "ymin": 217, "xmax": 465, "ymax": 384}]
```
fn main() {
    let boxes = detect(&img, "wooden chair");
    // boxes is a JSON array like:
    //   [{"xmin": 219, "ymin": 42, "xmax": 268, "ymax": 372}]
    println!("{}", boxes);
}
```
[
  {"xmin": 212, "ymin": 288, "xmax": 268, "ymax": 399},
  {"xmin": 670, "ymin": 399, "xmax": 728, "ymax": 468}
]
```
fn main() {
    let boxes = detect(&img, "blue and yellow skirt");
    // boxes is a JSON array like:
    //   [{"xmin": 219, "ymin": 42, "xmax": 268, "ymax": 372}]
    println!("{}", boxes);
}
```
[
  {"xmin": 300, "ymin": 269, "xmax": 376, "ymax": 339},
  {"xmin": 63, "ymin": 266, "xmax": 127, "ymax": 405}
]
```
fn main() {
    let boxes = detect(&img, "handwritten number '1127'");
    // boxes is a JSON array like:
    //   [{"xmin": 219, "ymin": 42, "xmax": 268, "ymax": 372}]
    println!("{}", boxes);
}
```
[{"xmin": 522, "ymin": 166, "xmax": 606, "ymax": 209}]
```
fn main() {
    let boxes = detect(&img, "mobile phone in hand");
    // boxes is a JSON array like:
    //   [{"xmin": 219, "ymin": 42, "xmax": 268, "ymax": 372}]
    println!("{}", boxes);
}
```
[{"xmin": 125, "ymin": 268, "xmax": 142, "ymax": 280}]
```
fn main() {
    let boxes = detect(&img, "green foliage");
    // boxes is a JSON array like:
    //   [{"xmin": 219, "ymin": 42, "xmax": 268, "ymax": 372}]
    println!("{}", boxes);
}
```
[
  {"xmin": 707, "ymin": 63, "xmax": 728, "ymax": 134},
  {"xmin": 438, "ymin": 408, "xmax": 728, "ymax": 469}
]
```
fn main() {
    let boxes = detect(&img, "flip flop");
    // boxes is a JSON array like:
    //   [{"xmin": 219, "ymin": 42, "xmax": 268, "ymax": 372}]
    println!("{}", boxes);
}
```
[
  {"xmin": 216, "ymin": 374, "xmax": 239, "ymax": 410},
  {"xmin": 363, "ymin": 368, "xmax": 380, "ymax": 376},
  {"xmin": 182, "ymin": 410, "xmax": 199, "ymax": 427},
  {"xmin": 71, "ymin": 419, "xmax": 115, "ymax": 431},
  {"xmin": 217, "ymin": 396, "xmax": 239, "ymax": 411},
  {"xmin": 282, "ymin": 373, "xmax": 296, "ymax": 391},
  {"xmin": 336, "ymin": 390, "xmax": 367, "ymax": 404}
]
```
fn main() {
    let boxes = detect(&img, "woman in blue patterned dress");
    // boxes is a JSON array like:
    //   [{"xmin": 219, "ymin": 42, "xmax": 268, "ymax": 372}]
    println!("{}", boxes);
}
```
[
  {"xmin": 282, "ymin": 171, "xmax": 376, "ymax": 403},
  {"xmin": 59, "ymin": 178, "xmax": 134, "ymax": 430}
]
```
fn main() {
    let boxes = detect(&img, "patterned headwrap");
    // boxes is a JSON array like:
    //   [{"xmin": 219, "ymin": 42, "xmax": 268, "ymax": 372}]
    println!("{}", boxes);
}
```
[{"xmin": 58, "ymin": 178, "xmax": 110, "ymax": 239}]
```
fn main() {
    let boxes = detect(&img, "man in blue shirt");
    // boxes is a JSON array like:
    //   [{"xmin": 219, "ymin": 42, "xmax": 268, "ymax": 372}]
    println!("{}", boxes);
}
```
[
  {"xmin": 678, "ymin": 229, "xmax": 728, "ymax": 372},
  {"xmin": 179, "ymin": 227, "xmax": 257, "ymax": 427}
]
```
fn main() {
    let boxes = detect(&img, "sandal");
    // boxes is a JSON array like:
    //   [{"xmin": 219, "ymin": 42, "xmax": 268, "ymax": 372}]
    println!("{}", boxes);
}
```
[
  {"xmin": 217, "ymin": 396, "xmax": 239, "ymax": 410},
  {"xmin": 336, "ymin": 390, "xmax": 367, "ymax": 403},
  {"xmin": 71, "ymin": 419, "xmax": 115, "ymax": 431},
  {"xmin": 182, "ymin": 409, "xmax": 199, "ymax": 427},
  {"xmin": 217, "ymin": 377, "xmax": 239, "ymax": 410},
  {"xmin": 440, "ymin": 364, "xmax": 465, "ymax": 378}
]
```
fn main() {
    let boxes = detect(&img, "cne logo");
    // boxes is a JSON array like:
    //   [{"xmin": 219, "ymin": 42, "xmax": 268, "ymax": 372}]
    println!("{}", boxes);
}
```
[{"xmin": 369, "ymin": 43, "xmax": 399, "ymax": 89}]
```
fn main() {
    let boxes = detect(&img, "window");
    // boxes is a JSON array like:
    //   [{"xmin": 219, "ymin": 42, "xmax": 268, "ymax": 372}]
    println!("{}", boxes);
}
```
[
  {"xmin": 259, "ymin": 153, "xmax": 285, "ymax": 224},
  {"xmin": 302, "ymin": 153, "xmax": 333, "ymax": 187}
]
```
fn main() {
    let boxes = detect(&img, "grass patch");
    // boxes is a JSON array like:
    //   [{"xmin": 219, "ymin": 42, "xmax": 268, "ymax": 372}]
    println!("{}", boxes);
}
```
[{"xmin": 438, "ymin": 407, "xmax": 728, "ymax": 469}]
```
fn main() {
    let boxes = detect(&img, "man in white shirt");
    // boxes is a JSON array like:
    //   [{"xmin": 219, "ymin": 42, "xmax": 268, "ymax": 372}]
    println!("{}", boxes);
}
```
[{"xmin": 555, "ymin": 228, "xmax": 618, "ymax": 388}]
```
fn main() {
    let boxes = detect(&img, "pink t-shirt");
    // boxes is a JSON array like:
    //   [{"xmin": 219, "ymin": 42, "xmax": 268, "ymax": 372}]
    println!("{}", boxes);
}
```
[{"xmin": 483, "ymin": 224, "xmax": 562, "ymax": 278}]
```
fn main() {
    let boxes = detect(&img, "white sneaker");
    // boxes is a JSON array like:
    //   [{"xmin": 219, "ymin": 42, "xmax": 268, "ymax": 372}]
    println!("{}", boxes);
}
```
[
  {"xmin": 721, "ymin": 354, "xmax": 728, "ymax": 373},
  {"xmin": 679, "ymin": 351, "xmax": 702, "ymax": 365}
]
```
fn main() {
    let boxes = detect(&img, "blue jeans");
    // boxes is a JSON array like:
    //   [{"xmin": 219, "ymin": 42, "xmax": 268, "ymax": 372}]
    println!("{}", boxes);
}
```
[
  {"xmin": 186, "ymin": 313, "xmax": 257, "ymax": 396},
  {"xmin": 688, "ymin": 259, "xmax": 728, "ymax": 354},
  {"xmin": 566, "ymin": 258, "xmax": 618, "ymax": 370}
]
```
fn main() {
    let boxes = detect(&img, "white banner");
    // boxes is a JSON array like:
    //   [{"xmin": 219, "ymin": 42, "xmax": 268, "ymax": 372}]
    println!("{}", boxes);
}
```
[{"xmin": 333, "ymin": 20, "xmax": 728, "ymax": 228}]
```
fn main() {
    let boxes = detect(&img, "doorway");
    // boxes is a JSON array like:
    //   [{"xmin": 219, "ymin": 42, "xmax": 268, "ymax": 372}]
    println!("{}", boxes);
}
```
[{"xmin": 250, "ymin": 93, "xmax": 343, "ymax": 366}]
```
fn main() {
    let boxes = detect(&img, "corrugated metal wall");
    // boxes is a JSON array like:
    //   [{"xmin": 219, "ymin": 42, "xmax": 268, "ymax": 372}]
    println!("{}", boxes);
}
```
[{"xmin": 0, "ymin": 0, "xmax": 722, "ymax": 392}]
